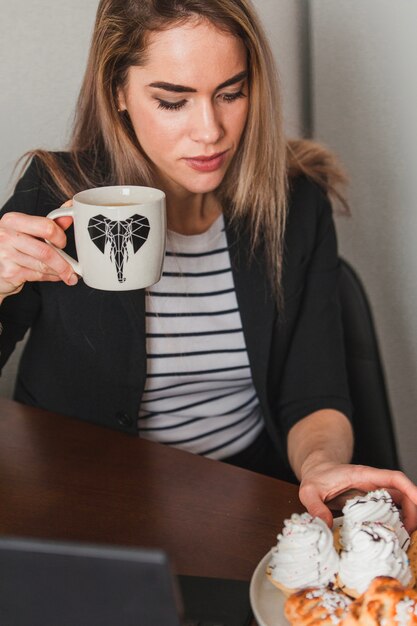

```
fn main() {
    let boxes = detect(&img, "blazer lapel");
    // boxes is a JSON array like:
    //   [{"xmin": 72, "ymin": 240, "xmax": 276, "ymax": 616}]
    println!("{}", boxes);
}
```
[
  {"xmin": 225, "ymin": 218, "xmax": 277, "ymax": 407},
  {"xmin": 117, "ymin": 288, "xmax": 147, "ymax": 393},
  {"xmin": 117, "ymin": 288, "xmax": 146, "ymax": 328}
]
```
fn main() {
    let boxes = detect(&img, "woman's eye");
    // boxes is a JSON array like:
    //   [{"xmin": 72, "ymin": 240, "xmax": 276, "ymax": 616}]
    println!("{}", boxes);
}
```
[
  {"xmin": 156, "ymin": 99, "xmax": 186, "ymax": 111},
  {"xmin": 220, "ymin": 90, "xmax": 246, "ymax": 103}
]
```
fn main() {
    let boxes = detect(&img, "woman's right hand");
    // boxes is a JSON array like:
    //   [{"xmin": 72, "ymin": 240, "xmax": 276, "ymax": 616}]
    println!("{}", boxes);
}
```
[{"xmin": 0, "ymin": 211, "xmax": 78, "ymax": 300}]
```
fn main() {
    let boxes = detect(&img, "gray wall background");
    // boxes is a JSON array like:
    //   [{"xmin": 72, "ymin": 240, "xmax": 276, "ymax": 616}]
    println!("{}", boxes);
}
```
[{"xmin": 2, "ymin": 1, "xmax": 417, "ymax": 479}]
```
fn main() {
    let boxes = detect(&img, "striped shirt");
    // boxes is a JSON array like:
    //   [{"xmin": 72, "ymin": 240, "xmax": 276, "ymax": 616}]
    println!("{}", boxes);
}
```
[{"xmin": 138, "ymin": 214, "xmax": 264, "ymax": 459}]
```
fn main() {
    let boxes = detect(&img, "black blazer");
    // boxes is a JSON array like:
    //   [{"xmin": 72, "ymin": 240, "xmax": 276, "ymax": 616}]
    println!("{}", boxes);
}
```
[{"xmin": 0, "ymin": 156, "xmax": 352, "ymax": 477}]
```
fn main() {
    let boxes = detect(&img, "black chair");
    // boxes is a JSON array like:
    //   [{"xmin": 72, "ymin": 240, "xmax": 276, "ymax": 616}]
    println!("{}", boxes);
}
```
[{"xmin": 338, "ymin": 258, "xmax": 400, "ymax": 470}]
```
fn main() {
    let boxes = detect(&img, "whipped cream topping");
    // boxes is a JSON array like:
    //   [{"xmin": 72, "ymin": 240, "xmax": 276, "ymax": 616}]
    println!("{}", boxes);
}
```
[
  {"xmin": 339, "ymin": 521, "xmax": 413, "ymax": 594},
  {"xmin": 342, "ymin": 489, "xmax": 410, "ymax": 550},
  {"xmin": 268, "ymin": 513, "xmax": 339, "ymax": 589}
]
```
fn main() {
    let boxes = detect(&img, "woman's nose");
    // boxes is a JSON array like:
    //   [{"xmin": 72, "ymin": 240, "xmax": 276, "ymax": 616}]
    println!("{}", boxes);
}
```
[{"xmin": 189, "ymin": 101, "xmax": 224, "ymax": 145}]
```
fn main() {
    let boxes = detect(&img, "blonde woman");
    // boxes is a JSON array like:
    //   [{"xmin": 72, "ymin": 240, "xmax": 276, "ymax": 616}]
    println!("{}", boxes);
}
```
[{"xmin": 0, "ymin": 0, "xmax": 416, "ymax": 528}]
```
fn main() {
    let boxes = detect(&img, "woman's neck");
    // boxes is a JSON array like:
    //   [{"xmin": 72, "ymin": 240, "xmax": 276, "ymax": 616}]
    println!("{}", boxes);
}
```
[{"xmin": 165, "ymin": 190, "xmax": 222, "ymax": 236}]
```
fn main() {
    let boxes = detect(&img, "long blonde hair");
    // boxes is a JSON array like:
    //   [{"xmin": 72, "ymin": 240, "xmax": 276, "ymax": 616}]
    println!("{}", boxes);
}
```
[{"xmin": 19, "ymin": 0, "xmax": 348, "ymax": 299}]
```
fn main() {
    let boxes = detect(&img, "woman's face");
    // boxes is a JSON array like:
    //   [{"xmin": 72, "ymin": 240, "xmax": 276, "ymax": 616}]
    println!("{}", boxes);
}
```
[{"xmin": 118, "ymin": 19, "xmax": 249, "ymax": 198}]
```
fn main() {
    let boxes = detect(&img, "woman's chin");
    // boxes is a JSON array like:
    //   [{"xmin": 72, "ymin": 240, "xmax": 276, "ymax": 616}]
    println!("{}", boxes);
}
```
[{"xmin": 179, "ymin": 172, "xmax": 227, "ymax": 196}]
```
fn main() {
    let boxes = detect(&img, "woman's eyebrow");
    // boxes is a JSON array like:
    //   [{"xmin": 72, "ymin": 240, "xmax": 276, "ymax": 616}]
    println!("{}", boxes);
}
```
[{"xmin": 148, "ymin": 70, "xmax": 248, "ymax": 94}]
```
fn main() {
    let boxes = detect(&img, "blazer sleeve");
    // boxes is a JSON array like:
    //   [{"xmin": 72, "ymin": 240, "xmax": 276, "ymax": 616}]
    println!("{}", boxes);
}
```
[
  {"xmin": 0, "ymin": 159, "xmax": 44, "ymax": 371},
  {"xmin": 277, "ymin": 183, "xmax": 353, "ymax": 436}
]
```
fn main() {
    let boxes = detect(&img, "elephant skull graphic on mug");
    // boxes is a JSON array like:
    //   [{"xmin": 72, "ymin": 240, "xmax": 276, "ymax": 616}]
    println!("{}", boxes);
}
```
[{"xmin": 88, "ymin": 214, "xmax": 151, "ymax": 282}]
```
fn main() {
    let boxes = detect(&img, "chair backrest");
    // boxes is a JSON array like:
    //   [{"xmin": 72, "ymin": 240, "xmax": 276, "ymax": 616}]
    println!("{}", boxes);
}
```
[{"xmin": 338, "ymin": 258, "xmax": 400, "ymax": 470}]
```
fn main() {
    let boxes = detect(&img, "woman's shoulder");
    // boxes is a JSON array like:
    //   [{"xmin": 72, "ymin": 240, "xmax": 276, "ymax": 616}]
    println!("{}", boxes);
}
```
[
  {"xmin": 15, "ymin": 150, "xmax": 73, "ymax": 191},
  {"xmin": 283, "ymin": 173, "xmax": 340, "ymax": 264},
  {"xmin": 287, "ymin": 174, "xmax": 333, "ymax": 226},
  {"xmin": 285, "ymin": 138, "xmax": 349, "ymax": 217},
  {"xmin": 283, "ymin": 175, "xmax": 340, "ymax": 277},
  {"xmin": 1, "ymin": 151, "xmax": 74, "ymax": 218},
  {"xmin": 22, "ymin": 150, "xmax": 72, "ymax": 175}
]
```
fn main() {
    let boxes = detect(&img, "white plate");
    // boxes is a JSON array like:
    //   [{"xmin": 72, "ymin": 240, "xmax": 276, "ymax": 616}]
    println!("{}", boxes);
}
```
[
  {"xmin": 250, "ymin": 518, "xmax": 343, "ymax": 626},
  {"xmin": 249, "ymin": 551, "xmax": 288, "ymax": 626}
]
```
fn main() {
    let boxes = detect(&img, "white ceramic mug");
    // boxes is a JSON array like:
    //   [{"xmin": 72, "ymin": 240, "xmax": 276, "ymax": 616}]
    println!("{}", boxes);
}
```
[{"xmin": 47, "ymin": 185, "xmax": 166, "ymax": 291}]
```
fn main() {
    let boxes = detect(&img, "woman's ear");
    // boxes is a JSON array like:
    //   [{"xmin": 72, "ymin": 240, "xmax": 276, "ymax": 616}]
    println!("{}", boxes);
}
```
[{"xmin": 117, "ymin": 88, "xmax": 127, "ymax": 112}]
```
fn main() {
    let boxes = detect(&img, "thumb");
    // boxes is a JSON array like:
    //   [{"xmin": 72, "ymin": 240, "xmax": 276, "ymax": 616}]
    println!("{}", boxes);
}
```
[
  {"xmin": 299, "ymin": 485, "xmax": 334, "ymax": 528},
  {"xmin": 55, "ymin": 216, "xmax": 73, "ymax": 231}
]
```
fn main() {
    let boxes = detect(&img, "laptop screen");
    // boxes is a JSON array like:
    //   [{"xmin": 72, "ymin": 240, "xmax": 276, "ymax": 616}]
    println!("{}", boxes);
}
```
[{"xmin": 0, "ymin": 537, "xmax": 182, "ymax": 626}]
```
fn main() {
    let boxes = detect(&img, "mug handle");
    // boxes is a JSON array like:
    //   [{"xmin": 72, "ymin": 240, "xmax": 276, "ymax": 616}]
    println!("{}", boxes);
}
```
[{"xmin": 46, "ymin": 207, "xmax": 83, "ymax": 277}]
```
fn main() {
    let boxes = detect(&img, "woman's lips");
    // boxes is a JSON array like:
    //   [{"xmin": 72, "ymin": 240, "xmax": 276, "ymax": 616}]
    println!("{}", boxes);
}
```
[{"xmin": 183, "ymin": 150, "xmax": 228, "ymax": 172}]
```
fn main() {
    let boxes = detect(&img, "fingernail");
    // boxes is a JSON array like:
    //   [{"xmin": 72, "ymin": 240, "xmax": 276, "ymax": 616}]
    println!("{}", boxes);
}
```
[{"xmin": 68, "ymin": 274, "xmax": 78, "ymax": 286}]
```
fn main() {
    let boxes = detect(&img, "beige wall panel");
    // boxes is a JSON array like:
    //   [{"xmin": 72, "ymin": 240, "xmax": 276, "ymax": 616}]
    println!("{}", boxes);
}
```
[{"xmin": 311, "ymin": 0, "xmax": 417, "ymax": 477}]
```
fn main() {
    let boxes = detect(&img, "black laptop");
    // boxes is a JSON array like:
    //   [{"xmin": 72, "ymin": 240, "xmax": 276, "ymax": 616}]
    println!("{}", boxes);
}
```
[{"xmin": 0, "ymin": 537, "xmax": 252, "ymax": 626}]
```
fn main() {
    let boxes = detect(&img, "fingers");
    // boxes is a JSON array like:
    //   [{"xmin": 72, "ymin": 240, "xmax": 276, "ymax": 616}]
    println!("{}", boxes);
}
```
[
  {"xmin": 386, "ymin": 488, "xmax": 417, "ymax": 532},
  {"xmin": 298, "ymin": 482, "xmax": 334, "ymax": 528},
  {"xmin": 352, "ymin": 466, "xmax": 417, "ymax": 506},
  {"xmin": 1, "ymin": 248, "xmax": 65, "ymax": 282},
  {"xmin": 386, "ymin": 471, "xmax": 417, "ymax": 502},
  {"xmin": 0, "ymin": 211, "xmax": 78, "ymax": 290},
  {"xmin": 298, "ymin": 462, "xmax": 417, "ymax": 533},
  {"xmin": 1, "ymin": 212, "xmax": 67, "ymax": 248},
  {"xmin": 0, "ymin": 250, "xmax": 75, "ymax": 290},
  {"xmin": 5, "ymin": 231, "xmax": 75, "ymax": 285},
  {"xmin": 401, "ymin": 500, "xmax": 417, "ymax": 533},
  {"xmin": 313, "ymin": 464, "xmax": 417, "ymax": 506}
]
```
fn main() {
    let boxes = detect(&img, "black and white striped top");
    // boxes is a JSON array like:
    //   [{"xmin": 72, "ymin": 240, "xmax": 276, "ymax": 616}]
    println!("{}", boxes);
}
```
[{"xmin": 138, "ymin": 214, "xmax": 264, "ymax": 459}]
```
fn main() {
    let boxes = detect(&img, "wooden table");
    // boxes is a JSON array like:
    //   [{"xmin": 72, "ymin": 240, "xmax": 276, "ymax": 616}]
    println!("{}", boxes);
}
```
[{"xmin": 0, "ymin": 398, "xmax": 304, "ymax": 581}]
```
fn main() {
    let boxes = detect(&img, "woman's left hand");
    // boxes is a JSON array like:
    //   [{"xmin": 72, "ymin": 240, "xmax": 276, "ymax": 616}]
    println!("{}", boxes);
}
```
[{"xmin": 298, "ymin": 461, "xmax": 417, "ymax": 532}]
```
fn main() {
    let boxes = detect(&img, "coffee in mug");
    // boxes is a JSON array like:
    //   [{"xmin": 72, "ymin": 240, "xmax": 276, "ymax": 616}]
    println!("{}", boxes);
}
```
[{"xmin": 47, "ymin": 185, "xmax": 166, "ymax": 291}]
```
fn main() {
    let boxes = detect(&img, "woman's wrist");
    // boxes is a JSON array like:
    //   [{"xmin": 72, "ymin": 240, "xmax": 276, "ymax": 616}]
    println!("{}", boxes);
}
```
[
  {"xmin": 288, "ymin": 410, "xmax": 354, "ymax": 480},
  {"xmin": 299, "ymin": 451, "xmax": 337, "ymax": 481}
]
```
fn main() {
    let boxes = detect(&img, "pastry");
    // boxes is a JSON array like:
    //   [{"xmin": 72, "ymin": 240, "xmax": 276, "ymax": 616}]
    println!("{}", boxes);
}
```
[
  {"xmin": 342, "ymin": 489, "xmax": 410, "ymax": 551},
  {"xmin": 407, "ymin": 530, "xmax": 417, "ymax": 585},
  {"xmin": 337, "ymin": 522, "xmax": 414, "ymax": 598},
  {"xmin": 284, "ymin": 586, "xmax": 351, "ymax": 626},
  {"xmin": 341, "ymin": 575, "xmax": 417, "ymax": 626},
  {"xmin": 333, "ymin": 524, "xmax": 343, "ymax": 554},
  {"xmin": 266, "ymin": 513, "xmax": 339, "ymax": 596}
]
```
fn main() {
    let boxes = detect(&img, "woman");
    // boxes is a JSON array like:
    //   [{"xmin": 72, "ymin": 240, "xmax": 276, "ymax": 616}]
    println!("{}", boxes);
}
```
[{"xmin": 0, "ymin": 0, "xmax": 416, "ymax": 528}]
